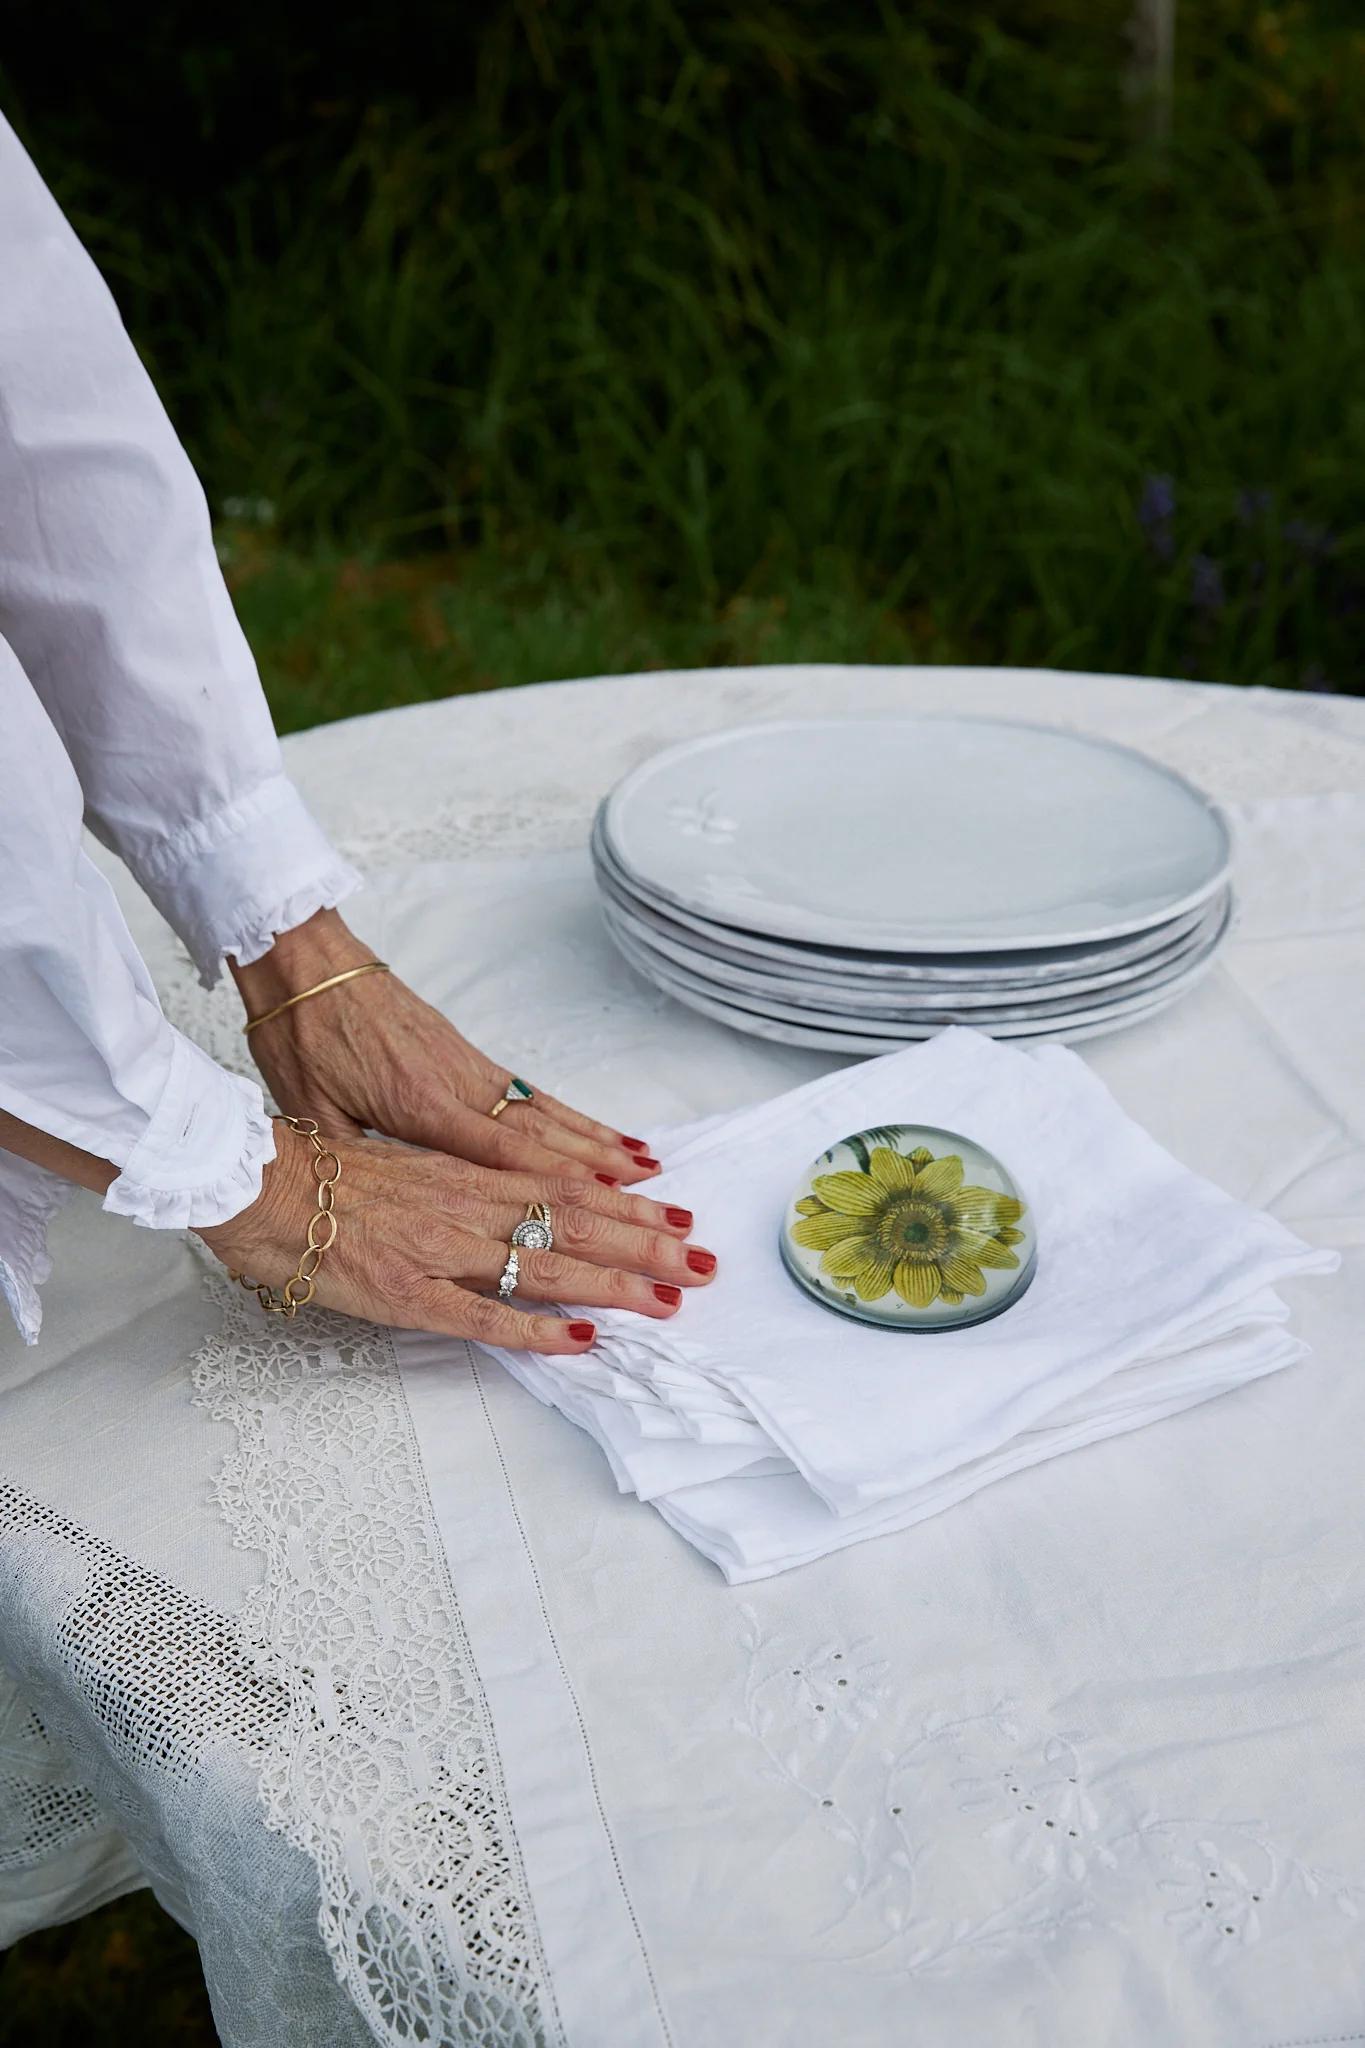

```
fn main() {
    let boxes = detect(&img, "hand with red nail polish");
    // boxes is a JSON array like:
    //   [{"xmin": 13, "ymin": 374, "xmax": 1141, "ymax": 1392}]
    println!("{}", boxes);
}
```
[
  {"xmin": 234, "ymin": 908, "xmax": 667, "ymax": 1200},
  {"xmin": 224, "ymin": 910, "xmax": 704, "ymax": 1339},
  {"xmin": 201, "ymin": 1123, "xmax": 721, "ymax": 1353},
  {"xmin": 201, "ymin": 1128, "xmax": 628, "ymax": 1356}
]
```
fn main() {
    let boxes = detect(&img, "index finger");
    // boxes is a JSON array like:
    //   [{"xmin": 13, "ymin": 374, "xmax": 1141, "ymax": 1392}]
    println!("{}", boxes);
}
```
[{"xmin": 398, "ymin": 1152, "xmax": 695, "ymax": 1238}]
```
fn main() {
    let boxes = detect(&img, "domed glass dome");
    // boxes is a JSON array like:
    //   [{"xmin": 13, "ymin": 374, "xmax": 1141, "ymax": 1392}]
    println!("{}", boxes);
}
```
[{"xmin": 781, "ymin": 1123, "xmax": 1037, "ymax": 1331}]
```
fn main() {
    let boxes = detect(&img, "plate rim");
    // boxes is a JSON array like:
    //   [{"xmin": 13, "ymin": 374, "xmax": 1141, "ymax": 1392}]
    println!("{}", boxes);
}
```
[
  {"xmin": 601, "ymin": 887, "xmax": 1231, "ymax": 1013},
  {"xmin": 604, "ymin": 895, "xmax": 1230, "ymax": 1040},
  {"xmin": 607, "ymin": 930, "xmax": 1221, "ymax": 1050}
]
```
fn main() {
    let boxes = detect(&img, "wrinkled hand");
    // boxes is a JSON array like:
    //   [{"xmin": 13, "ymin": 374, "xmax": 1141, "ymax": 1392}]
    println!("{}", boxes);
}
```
[
  {"xmin": 231, "ymin": 908, "xmax": 662, "ymax": 1187},
  {"xmin": 199, "ymin": 1121, "xmax": 715, "ymax": 1354}
]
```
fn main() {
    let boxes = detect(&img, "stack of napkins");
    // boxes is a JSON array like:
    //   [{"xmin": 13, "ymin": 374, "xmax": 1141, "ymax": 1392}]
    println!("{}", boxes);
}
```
[{"xmin": 483, "ymin": 1030, "xmax": 1336, "ymax": 1582}]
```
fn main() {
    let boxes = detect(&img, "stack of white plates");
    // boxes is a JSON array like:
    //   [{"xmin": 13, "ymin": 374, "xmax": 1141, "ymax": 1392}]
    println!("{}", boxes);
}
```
[{"xmin": 593, "ymin": 718, "xmax": 1234, "ymax": 1049}]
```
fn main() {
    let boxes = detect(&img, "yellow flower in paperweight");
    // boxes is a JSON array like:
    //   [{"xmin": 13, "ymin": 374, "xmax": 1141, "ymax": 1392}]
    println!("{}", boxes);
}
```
[{"xmin": 781, "ymin": 1125, "xmax": 1036, "ymax": 1331}]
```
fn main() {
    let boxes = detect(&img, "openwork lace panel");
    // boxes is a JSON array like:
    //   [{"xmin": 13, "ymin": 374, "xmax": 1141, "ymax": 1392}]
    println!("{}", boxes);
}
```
[
  {"xmin": 189, "ymin": 1278, "xmax": 562, "ymax": 2047},
  {"xmin": 0, "ymin": 1478, "xmax": 375, "ymax": 2046},
  {"xmin": 0, "ymin": 1278, "xmax": 560, "ymax": 2047},
  {"xmin": 0, "ymin": 1672, "xmax": 104, "ymax": 1873}
]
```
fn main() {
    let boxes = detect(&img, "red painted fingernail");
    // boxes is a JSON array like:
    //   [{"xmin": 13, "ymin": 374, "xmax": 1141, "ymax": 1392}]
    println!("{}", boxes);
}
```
[
  {"xmin": 636, "ymin": 1156, "xmax": 661, "ymax": 1172},
  {"xmin": 595, "ymin": 1173, "xmax": 619, "ymax": 1187},
  {"xmin": 665, "ymin": 1207, "xmax": 693, "ymax": 1231},
  {"xmin": 686, "ymin": 1249, "xmax": 717, "ymax": 1276},
  {"xmin": 568, "ymin": 1321, "xmax": 596, "ymax": 1343},
  {"xmin": 654, "ymin": 1283, "xmax": 683, "ymax": 1306},
  {"xmin": 621, "ymin": 1136, "xmax": 648, "ymax": 1151}
]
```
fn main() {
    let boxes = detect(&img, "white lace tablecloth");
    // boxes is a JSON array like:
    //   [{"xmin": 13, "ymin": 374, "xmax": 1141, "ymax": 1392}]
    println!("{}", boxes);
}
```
[{"xmin": 3, "ymin": 665, "xmax": 1365, "ymax": 2048}]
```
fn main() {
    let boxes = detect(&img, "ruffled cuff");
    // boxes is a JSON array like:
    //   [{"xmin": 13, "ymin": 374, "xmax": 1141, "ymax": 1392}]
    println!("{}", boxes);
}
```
[
  {"xmin": 103, "ymin": 1032, "xmax": 276, "ymax": 1231},
  {"xmin": 0, "ymin": 1152, "xmax": 77, "ymax": 1348},
  {"xmin": 127, "ymin": 772, "xmax": 362, "ymax": 988}
]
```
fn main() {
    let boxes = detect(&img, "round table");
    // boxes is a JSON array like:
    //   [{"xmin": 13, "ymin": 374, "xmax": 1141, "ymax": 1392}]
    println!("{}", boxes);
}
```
[{"xmin": 3, "ymin": 665, "xmax": 1364, "ymax": 2048}]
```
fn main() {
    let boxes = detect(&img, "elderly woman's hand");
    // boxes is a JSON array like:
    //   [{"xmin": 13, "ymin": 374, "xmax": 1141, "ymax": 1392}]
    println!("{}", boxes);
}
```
[
  {"xmin": 199, "ymin": 1121, "xmax": 715, "ymax": 1354},
  {"xmin": 232, "ymin": 907, "xmax": 663, "ymax": 1189}
]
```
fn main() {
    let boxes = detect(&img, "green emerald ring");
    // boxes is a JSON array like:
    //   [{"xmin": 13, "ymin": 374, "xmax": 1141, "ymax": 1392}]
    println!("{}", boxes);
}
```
[{"xmin": 489, "ymin": 1076, "xmax": 535, "ymax": 1121}]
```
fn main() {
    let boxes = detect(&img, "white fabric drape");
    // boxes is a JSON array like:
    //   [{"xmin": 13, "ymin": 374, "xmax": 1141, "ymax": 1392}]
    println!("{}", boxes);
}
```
[{"xmin": 0, "ymin": 113, "xmax": 359, "ymax": 1341}]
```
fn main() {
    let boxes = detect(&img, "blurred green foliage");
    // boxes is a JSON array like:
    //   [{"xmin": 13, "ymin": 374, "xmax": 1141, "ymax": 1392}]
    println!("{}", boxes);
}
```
[{"xmin": 4, "ymin": 0, "xmax": 1364, "ymax": 707}]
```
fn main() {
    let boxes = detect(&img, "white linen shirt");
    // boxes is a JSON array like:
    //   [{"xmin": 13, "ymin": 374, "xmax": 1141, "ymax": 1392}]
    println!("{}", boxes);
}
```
[{"xmin": 0, "ymin": 112, "xmax": 360, "ymax": 1342}]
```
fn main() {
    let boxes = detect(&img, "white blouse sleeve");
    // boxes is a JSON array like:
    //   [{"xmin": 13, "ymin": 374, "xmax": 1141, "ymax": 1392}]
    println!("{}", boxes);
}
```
[
  {"xmin": 0, "ymin": 111, "xmax": 360, "ymax": 987},
  {"xmin": 0, "ymin": 639, "xmax": 275, "ymax": 1344}
]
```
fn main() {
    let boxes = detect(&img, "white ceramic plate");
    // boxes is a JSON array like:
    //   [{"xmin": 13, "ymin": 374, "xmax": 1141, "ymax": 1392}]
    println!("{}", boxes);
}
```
[
  {"xmin": 602, "ymin": 892, "xmax": 1231, "ymax": 1016},
  {"xmin": 604, "ymin": 901, "xmax": 1229, "ymax": 1044},
  {"xmin": 602, "ymin": 717, "xmax": 1232, "ymax": 952},
  {"xmin": 590, "ymin": 811, "xmax": 1216, "ymax": 985}
]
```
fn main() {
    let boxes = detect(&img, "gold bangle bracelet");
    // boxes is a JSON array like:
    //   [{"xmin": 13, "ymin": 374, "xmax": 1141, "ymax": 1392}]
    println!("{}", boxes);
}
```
[
  {"xmin": 243, "ymin": 960, "xmax": 390, "ymax": 1036},
  {"xmin": 229, "ymin": 1114, "xmax": 341, "ymax": 1317}
]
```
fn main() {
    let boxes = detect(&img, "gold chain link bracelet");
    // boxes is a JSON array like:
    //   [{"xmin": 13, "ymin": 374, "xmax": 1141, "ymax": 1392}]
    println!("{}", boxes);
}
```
[{"xmin": 230, "ymin": 1115, "xmax": 342, "ymax": 1317}]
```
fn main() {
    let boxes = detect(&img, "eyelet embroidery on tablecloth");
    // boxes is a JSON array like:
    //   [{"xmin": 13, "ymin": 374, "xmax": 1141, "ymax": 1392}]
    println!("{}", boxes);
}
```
[{"xmin": 732, "ymin": 1609, "xmax": 1364, "ymax": 1974}]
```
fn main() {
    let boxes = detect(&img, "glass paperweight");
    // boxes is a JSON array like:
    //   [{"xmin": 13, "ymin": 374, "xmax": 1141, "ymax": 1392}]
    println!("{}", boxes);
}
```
[{"xmin": 780, "ymin": 1123, "xmax": 1036, "ymax": 1332}]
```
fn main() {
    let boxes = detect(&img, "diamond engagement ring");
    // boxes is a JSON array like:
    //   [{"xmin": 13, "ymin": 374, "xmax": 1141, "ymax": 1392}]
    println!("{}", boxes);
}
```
[
  {"xmin": 510, "ymin": 1202, "xmax": 554, "ymax": 1253},
  {"xmin": 497, "ymin": 1247, "xmax": 520, "ymax": 1300},
  {"xmin": 489, "ymin": 1076, "xmax": 535, "ymax": 1120}
]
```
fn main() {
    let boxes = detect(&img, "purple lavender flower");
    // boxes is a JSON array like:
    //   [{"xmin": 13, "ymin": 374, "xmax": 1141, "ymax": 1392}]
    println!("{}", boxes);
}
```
[
  {"xmin": 1138, "ymin": 474, "xmax": 1177, "ymax": 561},
  {"xmin": 1283, "ymin": 517, "xmax": 1334, "ymax": 560},
  {"xmin": 1190, "ymin": 553, "xmax": 1225, "ymax": 615},
  {"xmin": 1140, "ymin": 473, "xmax": 1176, "ymax": 522}
]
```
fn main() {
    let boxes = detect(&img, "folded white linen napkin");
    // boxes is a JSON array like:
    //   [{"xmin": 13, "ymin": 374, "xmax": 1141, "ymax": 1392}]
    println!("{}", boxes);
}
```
[{"xmin": 484, "ymin": 1029, "xmax": 1337, "ymax": 1581}]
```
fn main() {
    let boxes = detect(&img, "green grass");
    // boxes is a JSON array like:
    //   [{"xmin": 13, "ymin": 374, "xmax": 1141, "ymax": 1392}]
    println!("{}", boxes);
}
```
[
  {"xmin": 7, "ymin": 0, "xmax": 1364, "ymax": 712},
  {"xmin": 220, "ymin": 528, "xmax": 946, "ymax": 733}
]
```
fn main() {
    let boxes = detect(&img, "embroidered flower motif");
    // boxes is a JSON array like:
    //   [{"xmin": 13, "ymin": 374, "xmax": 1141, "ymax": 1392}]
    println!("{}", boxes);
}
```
[
  {"xmin": 1160, "ymin": 1834, "xmax": 1272, "ymax": 1954},
  {"xmin": 955, "ymin": 1734, "xmax": 1114, "ymax": 1884},
  {"xmin": 791, "ymin": 1145, "xmax": 1025, "ymax": 1309}
]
